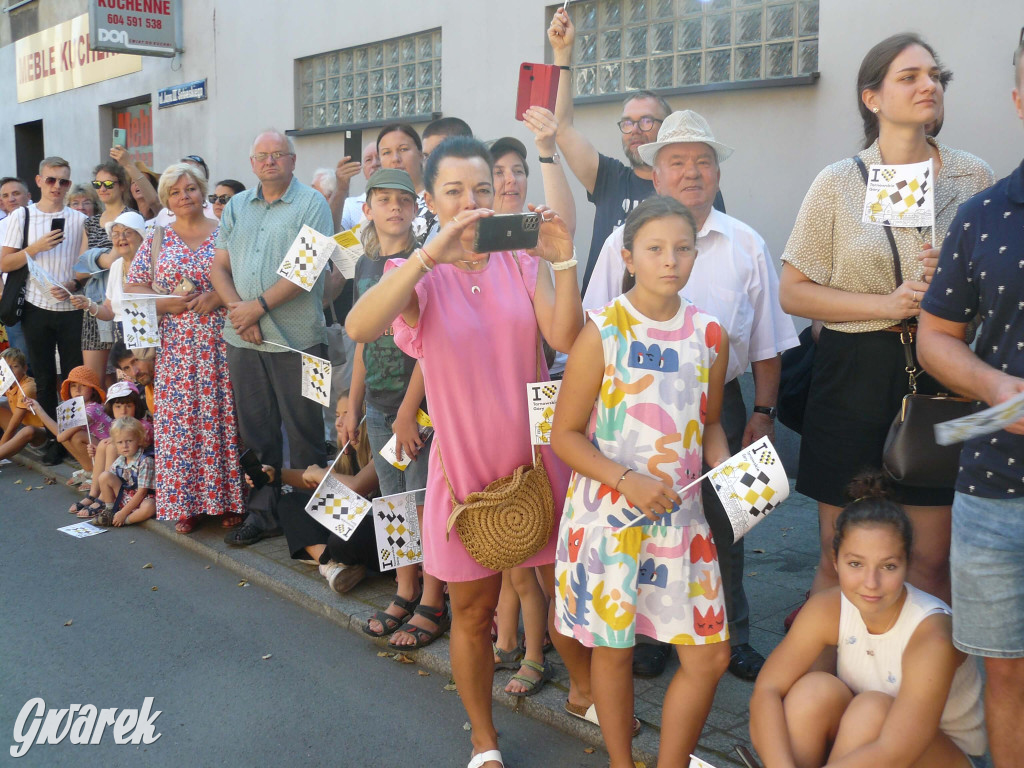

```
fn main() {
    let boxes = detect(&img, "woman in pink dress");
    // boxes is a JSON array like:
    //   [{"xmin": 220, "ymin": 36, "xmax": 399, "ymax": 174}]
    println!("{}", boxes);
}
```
[{"xmin": 346, "ymin": 136, "xmax": 584, "ymax": 768}]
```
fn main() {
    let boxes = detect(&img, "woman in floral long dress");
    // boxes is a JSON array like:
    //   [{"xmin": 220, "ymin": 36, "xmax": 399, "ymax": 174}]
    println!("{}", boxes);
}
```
[{"xmin": 126, "ymin": 162, "xmax": 244, "ymax": 533}]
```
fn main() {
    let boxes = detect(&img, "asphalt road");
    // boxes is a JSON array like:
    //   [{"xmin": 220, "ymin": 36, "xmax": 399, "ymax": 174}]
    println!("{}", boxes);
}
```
[{"xmin": 0, "ymin": 461, "xmax": 601, "ymax": 768}]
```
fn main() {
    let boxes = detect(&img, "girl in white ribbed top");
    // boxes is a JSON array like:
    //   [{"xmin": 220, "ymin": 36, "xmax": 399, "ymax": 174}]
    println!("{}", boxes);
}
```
[{"xmin": 749, "ymin": 473, "xmax": 986, "ymax": 768}]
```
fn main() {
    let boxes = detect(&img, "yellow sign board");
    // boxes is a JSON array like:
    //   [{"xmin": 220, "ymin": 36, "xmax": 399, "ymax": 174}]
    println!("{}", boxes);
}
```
[{"xmin": 15, "ymin": 13, "xmax": 143, "ymax": 103}]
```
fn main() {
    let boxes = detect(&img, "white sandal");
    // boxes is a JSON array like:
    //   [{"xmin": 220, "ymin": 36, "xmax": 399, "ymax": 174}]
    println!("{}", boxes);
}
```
[{"xmin": 467, "ymin": 749, "xmax": 504, "ymax": 768}]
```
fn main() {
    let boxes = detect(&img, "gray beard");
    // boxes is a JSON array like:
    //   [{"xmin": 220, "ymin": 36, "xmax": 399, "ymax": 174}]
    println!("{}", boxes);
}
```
[{"xmin": 624, "ymin": 144, "xmax": 648, "ymax": 169}]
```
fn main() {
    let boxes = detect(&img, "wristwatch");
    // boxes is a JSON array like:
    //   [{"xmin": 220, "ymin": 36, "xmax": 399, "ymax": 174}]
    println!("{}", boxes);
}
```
[
  {"xmin": 538, "ymin": 154, "xmax": 560, "ymax": 165},
  {"xmin": 753, "ymin": 405, "xmax": 777, "ymax": 419}
]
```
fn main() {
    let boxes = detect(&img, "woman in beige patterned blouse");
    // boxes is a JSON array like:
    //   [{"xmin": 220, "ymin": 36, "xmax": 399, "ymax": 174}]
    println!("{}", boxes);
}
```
[{"xmin": 778, "ymin": 33, "xmax": 993, "ymax": 605}]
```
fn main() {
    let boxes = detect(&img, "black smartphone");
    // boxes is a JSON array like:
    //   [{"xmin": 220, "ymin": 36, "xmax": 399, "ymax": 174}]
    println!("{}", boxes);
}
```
[
  {"xmin": 50, "ymin": 217, "xmax": 65, "ymax": 233},
  {"xmin": 472, "ymin": 212, "xmax": 541, "ymax": 253},
  {"xmin": 344, "ymin": 129, "xmax": 362, "ymax": 163},
  {"xmin": 239, "ymin": 448, "xmax": 270, "ymax": 490}
]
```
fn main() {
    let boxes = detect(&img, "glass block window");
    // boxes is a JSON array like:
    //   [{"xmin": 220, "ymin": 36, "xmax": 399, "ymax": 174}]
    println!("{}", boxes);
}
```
[
  {"xmin": 556, "ymin": 0, "xmax": 817, "ymax": 97},
  {"xmin": 297, "ymin": 29, "xmax": 442, "ymax": 130}
]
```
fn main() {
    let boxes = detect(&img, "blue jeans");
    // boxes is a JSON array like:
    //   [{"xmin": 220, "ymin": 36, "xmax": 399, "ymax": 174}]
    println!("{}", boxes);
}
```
[
  {"xmin": 951, "ymin": 491, "xmax": 1024, "ymax": 658},
  {"xmin": 365, "ymin": 401, "xmax": 429, "ymax": 504}
]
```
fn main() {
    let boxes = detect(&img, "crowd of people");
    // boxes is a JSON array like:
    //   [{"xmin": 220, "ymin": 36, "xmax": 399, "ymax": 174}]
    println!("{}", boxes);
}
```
[{"xmin": 1, "ymin": 12, "xmax": 1022, "ymax": 768}]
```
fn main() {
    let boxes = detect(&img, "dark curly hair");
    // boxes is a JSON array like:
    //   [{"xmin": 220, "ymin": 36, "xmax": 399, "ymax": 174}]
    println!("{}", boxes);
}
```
[{"xmin": 833, "ymin": 472, "xmax": 914, "ymax": 561}]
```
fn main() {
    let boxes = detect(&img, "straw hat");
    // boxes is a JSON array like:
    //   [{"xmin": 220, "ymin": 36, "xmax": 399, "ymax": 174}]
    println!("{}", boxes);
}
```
[
  {"xmin": 60, "ymin": 365, "xmax": 106, "ymax": 402},
  {"xmin": 637, "ymin": 110, "xmax": 734, "ymax": 166}
]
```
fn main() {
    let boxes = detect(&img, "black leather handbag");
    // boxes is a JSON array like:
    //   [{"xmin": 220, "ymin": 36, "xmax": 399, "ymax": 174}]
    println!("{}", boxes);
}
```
[
  {"xmin": 852, "ymin": 156, "xmax": 977, "ymax": 487},
  {"xmin": 0, "ymin": 210, "xmax": 31, "ymax": 327}
]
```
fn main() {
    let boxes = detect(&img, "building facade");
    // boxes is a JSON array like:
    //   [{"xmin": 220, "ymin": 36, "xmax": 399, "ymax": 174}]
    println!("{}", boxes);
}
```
[{"xmin": 2, "ymin": 0, "xmax": 1020, "ymax": 267}]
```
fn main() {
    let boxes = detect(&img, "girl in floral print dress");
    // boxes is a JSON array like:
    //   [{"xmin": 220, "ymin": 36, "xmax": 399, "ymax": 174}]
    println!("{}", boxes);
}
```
[{"xmin": 551, "ymin": 197, "xmax": 732, "ymax": 768}]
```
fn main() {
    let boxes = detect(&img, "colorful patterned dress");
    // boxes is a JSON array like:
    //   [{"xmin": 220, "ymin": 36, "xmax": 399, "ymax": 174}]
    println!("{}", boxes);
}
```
[
  {"xmin": 554, "ymin": 294, "xmax": 729, "ymax": 649},
  {"xmin": 126, "ymin": 227, "xmax": 244, "ymax": 521}
]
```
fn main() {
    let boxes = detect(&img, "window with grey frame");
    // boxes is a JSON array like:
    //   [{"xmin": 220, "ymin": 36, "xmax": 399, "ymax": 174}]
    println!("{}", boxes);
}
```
[
  {"xmin": 296, "ymin": 29, "xmax": 442, "ymax": 131},
  {"xmin": 553, "ymin": 0, "xmax": 818, "ymax": 98}
]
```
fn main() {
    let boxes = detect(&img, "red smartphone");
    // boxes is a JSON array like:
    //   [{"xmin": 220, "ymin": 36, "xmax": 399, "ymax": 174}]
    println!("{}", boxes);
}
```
[{"xmin": 515, "ymin": 62, "xmax": 560, "ymax": 121}]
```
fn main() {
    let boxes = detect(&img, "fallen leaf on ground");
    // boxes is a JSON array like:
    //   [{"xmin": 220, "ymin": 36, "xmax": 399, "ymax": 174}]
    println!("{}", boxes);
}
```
[
  {"xmin": 142, "ymin": 563, "xmax": 153, "ymax": 569},
  {"xmin": 129, "ymin": 540, "xmax": 136, "ymax": 544},
  {"xmin": 753, "ymin": 548, "xmax": 765, "ymax": 554},
  {"xmin": 14, "ymin": 479, "xmax": 21, "ymax": 484},
  {"xmin": 443, "ymin": 682, "xmax": 457, "ymax": 691},
  {"xmin": 393, "ymin": 653, "xmax": 414, "ymax": 664},
  {"xmin": 63, "ymin": 620, "xmax": 73, "ymax": 627},
  {"xmin": 377, "ymin": 651, "xmax": 390, "ymax": 657},
  {"xmin": 204, "ymin": 565, "xmax": 210, "ymax": 570},
  {"xmin": 417, "ymin": 669, "xmax": 430, "ymax": 676},
  {"xmin": 634, "ymin": 762, "xmax": 647, "ymax": 768},
  {"xmin": 262, "ymin": 654, "xmax": 272, "ymax": 660},
  {"xmin": 463, "ymin": 722, "xmax": 471, "ymax": 731},
  {"xmin": 25, "ymin": 487, "xmax": 32, "ymax": 492},
  {"xmin": 44, "ymin": 477, "xmax": 57, "ymax": 485},
  {"xmin": 583, "ymin": 747, "xmax": 595, "ymax": 754},
  {"xmin": 151, "ymin": 586, "xmax": 158, "ymax": 591},
  {"xmin": 749, "ymin": 572, "xmax": 758, "ymax": 577},
  {"xmin": 237, "ymin": 579, "xmax": 248, "ymax": 587}
]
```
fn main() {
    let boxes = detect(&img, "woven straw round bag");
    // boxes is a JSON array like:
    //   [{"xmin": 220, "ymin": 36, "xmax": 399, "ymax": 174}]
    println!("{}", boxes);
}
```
[{"xmin": 441, "ymin": 447, "xmax": 554, "ymax": 572}]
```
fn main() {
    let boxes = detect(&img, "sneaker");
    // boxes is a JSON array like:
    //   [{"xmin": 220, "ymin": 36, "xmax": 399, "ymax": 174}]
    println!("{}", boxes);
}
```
[
  {"xmin": 41, "ymin": 439, "xmax": 66, "ymax": 466},
  {"xmin": 323, "ymin": 562, "xmax": 367, "ymax": 594},
  {"xmin": 223, "ymin": 523, "xmax": 282, "ymax": 546}
]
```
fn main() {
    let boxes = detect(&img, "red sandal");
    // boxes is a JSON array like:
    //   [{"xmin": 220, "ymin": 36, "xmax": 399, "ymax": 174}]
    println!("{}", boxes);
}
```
[{"xmin": 175, "ymin": 515, "xmax": 202, "ymax": 534}]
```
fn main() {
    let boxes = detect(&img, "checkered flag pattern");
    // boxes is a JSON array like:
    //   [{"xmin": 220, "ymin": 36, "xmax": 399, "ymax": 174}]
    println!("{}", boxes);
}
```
[
  {"xmin": 300, "ymin": 353, "xmax": 332, "ymax": 407},
  {"xmin": 121, "ymin": 299, "xmax": 160, "ymax": 349},
  {"xmin": 862, "ymin": 160, "xmax": 934, "ymax": 228},
  {"xmin": 372, "ymin": 491, "xmax": 424, "ymax": 571},
  {"xmin": 709, "ymin": 436, "xmax": 789, "ymax": 541},
  {"xmin": 0, "ymin": 358, "xmax": 17, "ymax": 395},
  {"xmin": 305, "ymin": 474, "xmax": 371, "ymax": 540},
  {"xmin": 276, "ymin": 225, "xmax": 339, "ymax": 291},
  {"xmin": 57, "ymin": 396, "xmax": 89, "ymax": 432}
]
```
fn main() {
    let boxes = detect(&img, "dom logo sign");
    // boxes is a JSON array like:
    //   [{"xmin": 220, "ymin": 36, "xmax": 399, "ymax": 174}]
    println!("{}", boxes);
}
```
[{"xmin": 89, "ymin": 0, "xmax": 181, "ymax": 58}]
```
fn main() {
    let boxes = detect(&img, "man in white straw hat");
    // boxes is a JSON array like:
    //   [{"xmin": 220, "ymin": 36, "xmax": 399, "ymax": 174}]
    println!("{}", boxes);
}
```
[{"xmin": 584, "ymin": 110, "xmax": 798, "ymax": 682}]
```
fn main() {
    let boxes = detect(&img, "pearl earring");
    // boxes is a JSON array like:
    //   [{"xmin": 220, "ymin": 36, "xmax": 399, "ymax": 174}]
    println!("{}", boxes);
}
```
[{"xmin": 872, "ymin": 107, "xmax": 879, "ymax": 114}]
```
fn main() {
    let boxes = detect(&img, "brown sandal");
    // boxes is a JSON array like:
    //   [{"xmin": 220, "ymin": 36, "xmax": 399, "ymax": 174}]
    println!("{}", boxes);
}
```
[{"xmin": 388, "ymin": 603, "xmax": 451, "ymax": 649}]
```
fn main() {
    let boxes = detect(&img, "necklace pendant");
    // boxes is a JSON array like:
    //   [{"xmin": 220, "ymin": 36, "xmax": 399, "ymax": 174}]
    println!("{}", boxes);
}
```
[{"xmin": 471, "ymin": 285, "xmax": 481, "ymax": 295}]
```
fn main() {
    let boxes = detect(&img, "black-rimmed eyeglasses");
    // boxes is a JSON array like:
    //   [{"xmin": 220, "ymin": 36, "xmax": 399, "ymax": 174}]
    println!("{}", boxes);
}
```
[
  {"xmin": 1015, "ymin": 27, "xmax": 1024, "ymax": 66},
  {"xmin": 617, "ymin": 116, "xmax": 662, "ymax": 134}
]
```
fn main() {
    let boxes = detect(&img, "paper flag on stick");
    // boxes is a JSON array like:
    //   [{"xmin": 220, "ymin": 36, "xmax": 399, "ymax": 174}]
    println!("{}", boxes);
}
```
[
  {"xmin": 57, "ymin": 396, "xmax": 89, "ymax": 433},
  {"xmin": 934, "ymin": 390, "xmax": 1024, "ymax": 446},
  {"xmin": 372, "ymin": 490, "xmax": 424, "ymax": 572},
  {"xmin": 861, "ymin": 159, "xmax": 934, "ymax": 228},
  {"xmin": 689, "ymin": 756, "xmax": 720, "ymax": 768},
  {"xmin": 0, "ymin": 358, "xmax": 17, "ymax": 395},
  {"xmin": 121, "ymin": 298, "xmax": 160, "ymax": 349},
  {"xmin": 526, "ymin": 380, "xmax": 561, "ymax": 446},
  {"xmin": 707, "ymin": 436, "xmax": 789, "ymax": 541},
  {"xmin": 300, "ymin": 353, "xmax": 332, "ymax": 407},
  {"xmin": 305, "ymin": 474, "xmax": 372, "ymax": 540},
  {"xmin": 277, "ymin": 225, "xmax": 339, "ymax": 291},
  {"xmin": 331, "ymin": 223, "xmax": 365, "ymax": 279},
  {"xmin": 58, "ymin": 521, "xmax": 107, "ymax": 538},
  {"xmin": 25, "ymin": 256, "xmax": 71, "ymax": 295}
]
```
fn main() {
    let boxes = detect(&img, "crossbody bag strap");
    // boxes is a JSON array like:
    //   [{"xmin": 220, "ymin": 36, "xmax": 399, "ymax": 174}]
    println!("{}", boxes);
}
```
[
  {"xmin": 150, "ymin": 226, "xmax": 163, "ymax": 286},
  {"xmin": 21, "ymin": 206, "xmax": 31, "ymax": 251},
  {"xmin": 853, "ymin": 156, "xmax": 918, "ymax": 393}
]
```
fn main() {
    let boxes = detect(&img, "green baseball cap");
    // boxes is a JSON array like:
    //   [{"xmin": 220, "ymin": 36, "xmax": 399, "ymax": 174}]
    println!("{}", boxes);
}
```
[{"xmin": 365, "ymin": 168, "xmax": 416, "ymax": 196}]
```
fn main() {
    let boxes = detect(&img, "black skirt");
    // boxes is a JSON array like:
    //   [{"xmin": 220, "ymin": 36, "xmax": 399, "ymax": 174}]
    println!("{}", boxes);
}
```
[{"xmin": 796, "ymin": 327, "xmax": 954, "ymax": 508}]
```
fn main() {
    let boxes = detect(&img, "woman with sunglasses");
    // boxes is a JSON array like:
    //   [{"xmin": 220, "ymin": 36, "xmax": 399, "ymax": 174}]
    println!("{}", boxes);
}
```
[
  {"xmin": 70, "ymin": 161, "xmax": 133, "ymax": 385},
  {"xmin": 208, "ymin": 179, "xmax": 245, "ymax": 220}
]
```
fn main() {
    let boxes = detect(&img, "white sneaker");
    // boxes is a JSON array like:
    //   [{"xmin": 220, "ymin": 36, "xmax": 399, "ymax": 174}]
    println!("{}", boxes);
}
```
[{"xmin": 323, "ymin": 562, "xmax": 367, "ymax": 594}]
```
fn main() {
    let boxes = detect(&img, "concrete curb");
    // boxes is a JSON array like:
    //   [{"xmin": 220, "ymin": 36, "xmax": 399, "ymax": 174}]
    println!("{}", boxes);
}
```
[{"xmin": 11, "ymin": 452, "xmax": 687, "ymax": 765}]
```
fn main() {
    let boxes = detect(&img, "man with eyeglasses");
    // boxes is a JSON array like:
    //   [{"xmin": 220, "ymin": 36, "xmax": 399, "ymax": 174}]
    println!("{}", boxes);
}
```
[
  {"xmin": 547, "ymin": 6, "xmax": 724, "ymax": 293},
  {"xmin": 917, "ymin": 31, "xmax": 1024, "ymax": 768},
  {"xmin": 1, "ymin": 157, "xmax": 86, "ymax": 463},
  {"xmin": 211, "ymin": 130, "xmax": 333, "ymax": 547}
]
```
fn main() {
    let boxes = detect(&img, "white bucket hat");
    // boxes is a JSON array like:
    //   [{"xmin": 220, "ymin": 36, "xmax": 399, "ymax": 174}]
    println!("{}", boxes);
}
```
[
  {"xmin": 104, "ymin": 210, "xmax": 147, "ymax": 240},
  {"xmin": 637, "ymin": 110, "xmax": 734, "ymax": 166}
]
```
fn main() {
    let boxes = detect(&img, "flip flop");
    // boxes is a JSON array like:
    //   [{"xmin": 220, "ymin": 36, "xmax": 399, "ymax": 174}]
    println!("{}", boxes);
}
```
[
  {"xmin": 467, "ymin": 749, "xmax": 503, "ymax": 768},
  {"xmin": 564, "ymin": 699, "xmax": 642, "ymax": 737}
]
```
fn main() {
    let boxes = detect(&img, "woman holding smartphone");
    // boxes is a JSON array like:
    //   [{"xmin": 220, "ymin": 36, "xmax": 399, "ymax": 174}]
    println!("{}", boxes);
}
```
[{"xmin": 347, "ymin": 137, "xmax": 583, "ymax": 768}]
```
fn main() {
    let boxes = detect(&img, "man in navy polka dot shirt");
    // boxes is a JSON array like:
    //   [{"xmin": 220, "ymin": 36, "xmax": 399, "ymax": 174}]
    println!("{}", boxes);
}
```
[{"xmin": 918, "ymin": 33, "xmax": 1024, "ymax": 768}]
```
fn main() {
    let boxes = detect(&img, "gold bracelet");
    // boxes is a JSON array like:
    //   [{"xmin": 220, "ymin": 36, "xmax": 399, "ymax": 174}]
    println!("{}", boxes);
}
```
[{"xmin": 614, "ymin": 468, "xmax": 632, "ymax": 492}]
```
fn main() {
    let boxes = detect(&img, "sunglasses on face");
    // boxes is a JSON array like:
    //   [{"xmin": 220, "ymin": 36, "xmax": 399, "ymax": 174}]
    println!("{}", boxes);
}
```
[
  {"xmin": 43, "ymin": 176, "xmax": 72, "ymax": 188},
  {"xmin": 208, "ymin": 194, "xmax": 232, "ymax": 205},
  {"xmin": 617, "ymin": 116, "xmax": 662, "ymax": 134},
  {"xmin": 91, "ymin": 180, "xmax": 118, "ymax": 189}
]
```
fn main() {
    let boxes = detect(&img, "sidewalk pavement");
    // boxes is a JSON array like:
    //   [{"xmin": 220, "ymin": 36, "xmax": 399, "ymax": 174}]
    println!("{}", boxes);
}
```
[{"xmin": 10, "ymin": 452, "xmax": 819, "ymax": 768}]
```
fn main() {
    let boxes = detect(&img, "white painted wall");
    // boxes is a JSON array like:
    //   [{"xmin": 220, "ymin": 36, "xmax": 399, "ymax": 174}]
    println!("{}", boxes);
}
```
[{"xmin": 2, "ymin": 0, "xmax": 1020, "ymax": 269}]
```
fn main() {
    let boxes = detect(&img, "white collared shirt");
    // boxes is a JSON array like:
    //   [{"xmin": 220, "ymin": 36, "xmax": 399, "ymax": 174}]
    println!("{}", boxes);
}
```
[
  {"xmin": 583, "ymin": 208, "xmax": 799, "ymax": 382},
  {"xmin": 2, "ymin": 204, "xmax": 87, "ymax": 311}
]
